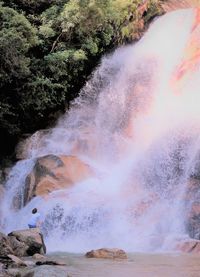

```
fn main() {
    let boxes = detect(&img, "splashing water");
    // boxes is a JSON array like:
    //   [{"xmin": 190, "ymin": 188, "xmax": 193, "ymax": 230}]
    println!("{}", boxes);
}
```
[{"xmin": 1, "ymin": 8, "xmax": 200, "ymax": 253}]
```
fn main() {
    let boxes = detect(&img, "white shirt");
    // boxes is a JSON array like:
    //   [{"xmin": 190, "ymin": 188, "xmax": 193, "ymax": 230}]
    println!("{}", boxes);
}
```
[{"xmin": 28, "ymin": 212, "xmax": 41, "ymax": 226}]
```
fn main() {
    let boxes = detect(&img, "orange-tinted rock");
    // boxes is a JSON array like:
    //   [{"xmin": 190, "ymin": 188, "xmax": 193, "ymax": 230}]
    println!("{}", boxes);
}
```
[
  {"xmin": 162, "ymin": 0, "xmax": 199, "ymax": 12},
  {"xmin": 23, "ymin": 154, "xmax": 93, "ymax": 205},
  {"xmin": 175, "ymin": 239, "xmax": 200, "ymax": 253},
  {"xmin": 169, "ymin": 8, "xmax": 200, "ymax": 93},
  {"xmin": 85, "ymin": 248, "xmax": 127, "ymax": 259}
]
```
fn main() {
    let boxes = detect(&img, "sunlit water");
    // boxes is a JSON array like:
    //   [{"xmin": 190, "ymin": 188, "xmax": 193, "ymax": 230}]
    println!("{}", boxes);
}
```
[
  {"xmin": 43, "ymin": 252, "xmax": 200, "ymax": 277},
  {"xmin": 1, "ymin": 8, "xmax": 200, "ymax": 254}
]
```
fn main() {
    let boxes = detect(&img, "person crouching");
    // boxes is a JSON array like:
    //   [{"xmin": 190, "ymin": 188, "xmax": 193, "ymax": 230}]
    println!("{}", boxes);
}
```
[{"xmin": 28, "ymin": 208, "xmax": 41, "ymax": 228}]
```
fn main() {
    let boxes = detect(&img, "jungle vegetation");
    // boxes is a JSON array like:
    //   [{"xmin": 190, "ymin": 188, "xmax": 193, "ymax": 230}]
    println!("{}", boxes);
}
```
[{"xmin": 0, "ymin": 0, "xmax": 163, "ymax": 161}]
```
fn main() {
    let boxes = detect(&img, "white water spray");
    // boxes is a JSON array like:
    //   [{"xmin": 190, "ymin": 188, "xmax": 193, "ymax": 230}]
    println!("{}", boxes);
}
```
[{"xmin": 1, "ymin": 8, "xmax": 200, "ymax": 253}]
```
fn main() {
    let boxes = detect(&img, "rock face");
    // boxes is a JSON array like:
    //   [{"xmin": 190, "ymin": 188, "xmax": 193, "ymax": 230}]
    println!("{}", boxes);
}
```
[
  {"xmin": 0, "ymin": 228, "xmax": 48, "ymax": 275},
  {"xmin": 21, "ymin": 264, "xmax": 69, "ymax": 277},
  {"xmin": 184, "ymin": 178, "xmax": 200, "ymax": 240},
  {"xmin": 23, "ymin": 154, "xmax": 93, "ymax": 205},
  {"xmin": 175, "ymin": 238, "xmax": 200, "ymax": 253},
  {"xmin": 0, "ymin": 246, "xmax": 68, "ymax": 276},
  {"xmin": 6, "ymin": 254, "xmax": 27, "ymax": 268},
  {"xmin": 0, "ymin": 232, "xmax": 14, "ymax": 256},
  {"xmin": 162, "ymin": 0, "xmax": 199, "ymax": 12},
  {"xmin": 8, "ymin": 228, "xmax": 46, "ymax": 257},
  {"xmin": 85, "ymin": 248, "xmax": 127, "ymax": 259}
]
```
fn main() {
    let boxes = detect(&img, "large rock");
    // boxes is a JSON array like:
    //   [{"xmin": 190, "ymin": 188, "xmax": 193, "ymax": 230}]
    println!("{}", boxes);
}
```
[
  {"xmin": 32, "ymin": 253, "xmax": 66, "ymax": 266},
  {"xmin": 85, "ymin": 248, "xmax": 127, "ymax": 259},
  {"xmin": 184, "ymin": 178, "xmax": 200, "ymax": 239},
  {"xmin": 162, "ymin": 0, "xmax": 199, "ymax": 12},
  {"xmin": 174, "ymin": 238, "xmax": 200, "ymax": 253},
  {"xmin": 23, "ymin": 154, "xmax": 93, "ymax": 205},
  {"xmin": 8, "ymin": 228, "xmax": 46, "ymax": 257},
  {"xmin": 19, "ymin": 265, "xmax": 69, "ymax": 277},
  {"xmin": 0, "ymin": 232, "xmax": 14, "ymax": 256}
]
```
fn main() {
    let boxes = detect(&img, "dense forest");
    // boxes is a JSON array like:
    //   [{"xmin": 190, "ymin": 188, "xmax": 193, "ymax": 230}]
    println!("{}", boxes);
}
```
[{"xmin": 0, "ymin": 0, "xmax": 163, "ymax": 165}]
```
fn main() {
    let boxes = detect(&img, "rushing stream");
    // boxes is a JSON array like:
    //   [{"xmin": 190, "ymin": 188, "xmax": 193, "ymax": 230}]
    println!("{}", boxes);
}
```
[{"xmin": 1, "ymin": 8, "xmax": 200, "ymax": 256}]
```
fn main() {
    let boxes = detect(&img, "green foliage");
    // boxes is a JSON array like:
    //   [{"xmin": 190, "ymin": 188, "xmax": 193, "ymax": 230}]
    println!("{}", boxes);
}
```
[
  {"xmin": 0, "ymin": 0, "xmax": 163, "ymax": 158},
  {"xmin": 21, "ymin": 76, "xmax": 65, "ymax": 122},
  {"xmin": 56, "ymin": 0, "xmax": 137, "ymax": 51},
  {"xmin": 0, "ymin": 4, "xmax": 38, "ymax": 85},
  {"xmin": 0, "ymin": 3, "xmax": 38, "ymax": 148},
  {"xmin": 0, "ymin": 102, "xmax": 19, "ymax": 133},
  {"xmin": 2, "ymin": 0, "xmax": 67, "ymax": 14},
  {"xmin": 144, "ymin": 0, "xmax": 164, "ymax": 24}
]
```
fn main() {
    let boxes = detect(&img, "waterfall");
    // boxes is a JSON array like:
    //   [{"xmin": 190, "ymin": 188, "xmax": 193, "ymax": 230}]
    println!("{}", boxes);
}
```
[{"xmin": 1, "ymin": 8, "xmax": 200, "ymax": 253}]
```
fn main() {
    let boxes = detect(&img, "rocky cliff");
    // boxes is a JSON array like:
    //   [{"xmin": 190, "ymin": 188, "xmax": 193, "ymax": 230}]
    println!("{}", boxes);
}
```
[{"xmin": 162, "ymin": 0, "xmax": 200, "ymax": 11}]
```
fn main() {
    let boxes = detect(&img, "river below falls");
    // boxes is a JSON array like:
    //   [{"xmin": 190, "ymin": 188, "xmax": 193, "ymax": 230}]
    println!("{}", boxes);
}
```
[{"xmin": 46, "ymin": 252, "xmax": 200, "ymax": 277}]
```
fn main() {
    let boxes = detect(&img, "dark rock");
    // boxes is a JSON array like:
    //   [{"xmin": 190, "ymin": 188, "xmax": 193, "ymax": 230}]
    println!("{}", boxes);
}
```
[
  {"xmin": 0, "ymin": 254, "xmax": 26, "ymax": 269},
  {"xmin": 0, "ymin": 256, "xmax": 11, "ymax": 269},
  {"xmin": 33, "ymin": 253, "xmax": 66, "ymax": 266},
  {"xmin": 36, "ymin": 259, "xmax": 66, "ymax": 266}
]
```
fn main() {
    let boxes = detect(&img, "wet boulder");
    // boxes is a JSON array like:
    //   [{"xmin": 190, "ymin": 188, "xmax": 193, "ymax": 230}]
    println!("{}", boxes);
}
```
[
  {"xmin": 4, "ymin": 255, "xmax": 27, "ymax": 268},
  {"xmin": 8, "ymin": 228, "xmax": 46, "ymax": 257},
  {"xmin": 32, "ymin": 253, "xmax": 66, "ymax": 266},
  {"xmin": 85, "ymin": 248, "xmax": 127, "ymax": 259},
  {"xmin": 174, "ymin": 238, "xmax": 200, "ymax": 253},
  {"xmin": 0, "ymin": 232, "xmax": 14, "ymax": 256},
  {"xmin": 184, "ymin": 178, "xmax": 200, "ymax": 239},
  {"xmin": 20, "ymin": 264, "xmax": 69, "ymax": 277},
  {"xmin": 161, "ymin": 0, "xmax": 194, "ymax": 12},
  {"xmin": 23, "ymin": 154, "xmax": 93, "ymax": 205}
]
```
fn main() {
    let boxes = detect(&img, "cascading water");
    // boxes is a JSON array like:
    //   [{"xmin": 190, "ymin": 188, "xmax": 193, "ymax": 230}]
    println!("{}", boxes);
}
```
[{"xmin": 1, "ymin": 8, "xmax": 200, "ymax": 253}]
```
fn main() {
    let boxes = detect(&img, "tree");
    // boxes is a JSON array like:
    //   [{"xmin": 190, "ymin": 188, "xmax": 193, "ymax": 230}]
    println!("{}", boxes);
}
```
[
  {"xmin": 0, "ymin": 0, "xmax": 163, "ymax": 160},
  {"xmin": 0, "ymin": 3, "xmax": 38, "ymax": 155},
  {"xmin": 0, "ymin": 4, "xmax": 38, "ymax": 85}
]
